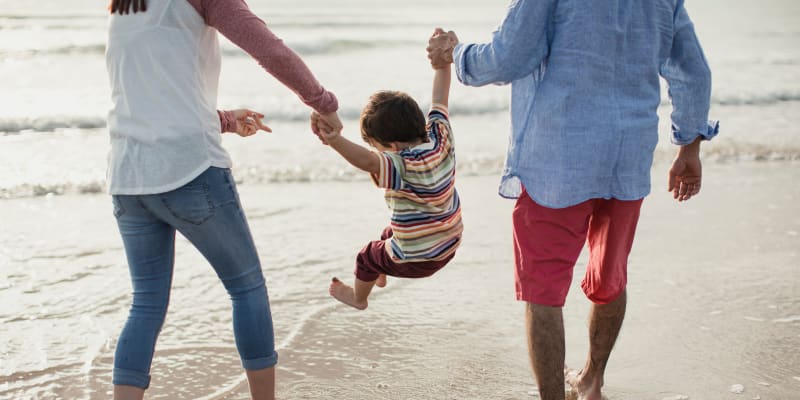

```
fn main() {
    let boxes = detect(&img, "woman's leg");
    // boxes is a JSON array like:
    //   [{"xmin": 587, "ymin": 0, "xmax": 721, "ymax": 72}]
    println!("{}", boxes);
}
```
[
  {"xmin": 245, "ymin": 367, "xmax": 276, "ymax": 400},
  {"xmin": 153, "ymin": 168, "xmax": 276, "ymax": 399},
  {"xmin": 111, "ymin": 195, "xmax": 177, "ymax": 398}
]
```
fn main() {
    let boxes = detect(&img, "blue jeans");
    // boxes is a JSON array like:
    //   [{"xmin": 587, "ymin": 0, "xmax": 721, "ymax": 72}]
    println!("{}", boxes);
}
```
[{"xmin": 111, "ymin": 167, "xmax": 277, "ymax": 389}]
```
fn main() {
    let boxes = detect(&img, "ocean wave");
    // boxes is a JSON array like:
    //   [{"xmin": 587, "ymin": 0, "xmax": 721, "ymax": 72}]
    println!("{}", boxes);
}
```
[
  {"xmin": 0, "ymin": 181, "xmax": 106, "ymax": 200},
  {"xmin": 4, "ymin": 87, "xmax": 800, "ymax": 135},
  {"xmin": 0, "ymin": 98, "xmax": 507, "ymax": 134},
  {"xmin": 0, "ymin": 14, "xmax": 104, "ymax": 20},
  {"xmin": 654, "ymin": 91, "xmax": 800, "ymax": 108},
  {"xmin": 0, "ymin": 160, "xmax": 500, "ymax": 200},
  {"xmin": 710, "ymin": 92, "xmax": 800, "ymax": 106},
  {"xmin": 0, "ymin": 116, "xmax": 107, "ymax": 134},
  {"xmin": 10, "ymin": 44, "xmax": 107, "ymax": 56},
  {"xmin": 2, "ymin": 150, "xmax": 799, "ymax": 200},
  {"xmin": 2, "ymin": 38, "xmax": 414, "ymax": 59}
]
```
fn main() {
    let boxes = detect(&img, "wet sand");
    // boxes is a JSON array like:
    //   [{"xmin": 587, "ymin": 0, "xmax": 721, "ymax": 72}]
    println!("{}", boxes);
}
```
[
  {"xmin": 1, "ymin": 160, "xmax": 798, "ymax": 399},
  {"xmin": 269, "ymin": 160, "xmax": 800, "ymax": 400}
]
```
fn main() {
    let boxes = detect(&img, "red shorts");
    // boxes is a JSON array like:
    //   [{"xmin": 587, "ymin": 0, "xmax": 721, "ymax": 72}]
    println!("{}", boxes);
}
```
[
  {"xmin": 354, "ymin": 227, "xmax": 454, "ymax": 282},
  {"xmin": 512, "ymin": 189, "xmax": 643, "ymax": 307}
]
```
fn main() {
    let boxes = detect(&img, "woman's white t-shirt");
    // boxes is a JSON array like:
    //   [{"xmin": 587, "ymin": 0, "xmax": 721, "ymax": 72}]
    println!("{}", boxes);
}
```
[{"xmin": 106, "ymin": 0, "xmax": 230, "ymax": 195}]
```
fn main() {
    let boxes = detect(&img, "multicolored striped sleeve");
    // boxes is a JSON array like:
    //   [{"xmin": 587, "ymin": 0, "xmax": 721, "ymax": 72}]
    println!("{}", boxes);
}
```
[
  {"xmin": 428, "ymin": 103, "xmax": 449, "ymax": 123},
  {"xmin": 428, "ymin": 103, "xmax": 453, "ymax": 151},
  {"xmin": 370, "ymin": 151, "xmax": 405, "ymax": 191}
]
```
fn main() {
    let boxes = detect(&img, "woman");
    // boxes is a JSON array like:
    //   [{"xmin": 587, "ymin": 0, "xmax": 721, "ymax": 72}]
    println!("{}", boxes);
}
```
[{"xmin": 106, "ymin": 0, "xmax": 342, "ymax": 399}]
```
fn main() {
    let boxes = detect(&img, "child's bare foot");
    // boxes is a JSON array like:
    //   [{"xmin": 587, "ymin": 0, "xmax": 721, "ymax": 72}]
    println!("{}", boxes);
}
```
[
  {"xmin": 375, "ymin": 274, "xmax": 387, "ymax": 288},
  {"xmin": 329, "ymin": 277, "xmax": 368, "ymax": 310}
]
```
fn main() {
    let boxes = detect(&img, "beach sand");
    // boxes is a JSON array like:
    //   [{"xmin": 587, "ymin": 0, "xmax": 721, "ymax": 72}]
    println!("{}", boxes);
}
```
[
  {"xmin": 270, "ymin": 160, "xmax": 800, "ymax": 400},
  {"xmin": 1, "ymin": 160, "xmax": 798, "ymax": 400}
]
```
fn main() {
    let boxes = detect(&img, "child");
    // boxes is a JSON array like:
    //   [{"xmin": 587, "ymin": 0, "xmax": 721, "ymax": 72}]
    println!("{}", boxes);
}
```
[{"xmin": 311, "ymin": 41, "xmax": 462, "ymax": 310}]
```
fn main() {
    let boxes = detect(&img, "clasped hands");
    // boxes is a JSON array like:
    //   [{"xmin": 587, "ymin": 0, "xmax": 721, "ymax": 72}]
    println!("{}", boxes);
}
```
[
  {"xmin": 308, "ymin": 28, "xmax": 459, "ymax": 143},
  {"xmin": 427, "ymin": 28, "xmax": 458, "ymax": 70}
]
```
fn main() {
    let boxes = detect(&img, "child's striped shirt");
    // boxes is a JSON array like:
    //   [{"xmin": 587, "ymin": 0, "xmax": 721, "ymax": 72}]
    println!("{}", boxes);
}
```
[{"xmin": 371, "ymin": 104, "xmax": 463, "ymax": 262}]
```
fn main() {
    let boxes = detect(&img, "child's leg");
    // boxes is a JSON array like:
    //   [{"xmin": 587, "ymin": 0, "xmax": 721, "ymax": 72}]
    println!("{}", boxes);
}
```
[
  {"xmin": 374, "ymin": 227, "xmax": 393, "ymax": 288},
  {"xmin": 329, "ymin": 227, "xmax": 391, "ymax": 309},
  {"xmin": 329, "ymin": 277, "xmax": 375, "ymax": 310}
]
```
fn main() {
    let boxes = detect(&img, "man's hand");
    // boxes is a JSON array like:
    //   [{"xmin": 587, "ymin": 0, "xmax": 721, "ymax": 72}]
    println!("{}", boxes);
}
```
[
  {"xmin": 668, "ymin": 137, "xmax": 703, "ymax": 202},
  {"xmin": 427, "ymin": 28, "xmax": 458, "ymax": 69},
  {"xmin": 230, "ymin": 109, "xmax": 271, "ymax": 137}
]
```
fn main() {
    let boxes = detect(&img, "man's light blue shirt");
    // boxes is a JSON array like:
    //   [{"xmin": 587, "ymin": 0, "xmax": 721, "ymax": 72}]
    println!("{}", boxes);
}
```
[{"xmin": 453, "ymin": 0, "xmax": 719, "ymax": 208}]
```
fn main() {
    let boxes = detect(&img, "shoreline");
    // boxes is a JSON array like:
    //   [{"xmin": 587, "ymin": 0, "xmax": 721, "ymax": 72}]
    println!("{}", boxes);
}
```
[{"xmin": 0, "ymin": 160, "xmax": 798, "ymax": 399}]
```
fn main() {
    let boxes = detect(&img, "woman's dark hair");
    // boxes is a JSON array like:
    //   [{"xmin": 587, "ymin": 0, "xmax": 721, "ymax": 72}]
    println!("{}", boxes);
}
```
[
  {"xmin": 360, "ymin": 91, "xmax": 427, "ymax": 146},
  {"xmin": 109, "ymin": 0, "xmax": 147, "ymax": 14}
]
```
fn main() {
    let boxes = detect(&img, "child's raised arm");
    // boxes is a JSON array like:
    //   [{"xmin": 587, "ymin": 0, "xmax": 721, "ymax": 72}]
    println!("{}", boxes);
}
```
[
  {"xmin": 429, "ymin": 28, "xmax": 455, "ymax": 108},
  {"xmin": 432, "ymin": 63, "xmax": 451, "ymax": 108}
]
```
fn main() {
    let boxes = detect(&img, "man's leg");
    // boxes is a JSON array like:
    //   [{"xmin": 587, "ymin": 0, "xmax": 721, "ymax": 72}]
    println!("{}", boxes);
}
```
[
  {"xmin": 569, "ymin": 198, "xmax": 642, "ymax": 399},
  {"xmin": 526, "ymin": 303, "xmax": 566, "ymax": 400},
  {"xmin": 566, "ymin": 290, "xmax": 626, "ymax": 400},
  {"xmin": 513, "ymin": 190, "xmax": 594, "ymax": 399}
]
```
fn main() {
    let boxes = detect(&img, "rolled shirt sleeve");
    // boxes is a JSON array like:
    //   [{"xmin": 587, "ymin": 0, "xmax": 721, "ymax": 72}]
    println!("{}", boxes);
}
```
[
  {"xmin": 453, "ymin": 0, "xmax": 556, "ymax": 87},
  {"xmin": 660, "ymin": 0, "xmax": 719, "ymax": 145}
]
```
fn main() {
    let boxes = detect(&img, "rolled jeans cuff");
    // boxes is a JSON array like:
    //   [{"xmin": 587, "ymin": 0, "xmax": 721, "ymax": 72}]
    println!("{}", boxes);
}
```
[
  {"xmin": 242, "ymin": 351, "xmax": 279, "ymax": 371},
  {"xmin": 113, "ymin": 367, "xmax": 150, "ymax": 389}
]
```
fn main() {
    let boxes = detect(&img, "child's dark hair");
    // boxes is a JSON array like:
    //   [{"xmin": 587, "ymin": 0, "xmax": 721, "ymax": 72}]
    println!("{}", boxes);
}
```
[
  {"xmin": 360, "ymin": 91, "xmax": 427, "ymax": 147},
  {"xmin": 109, "ymin": 0, "xmax": 147, "ymax": 14}
]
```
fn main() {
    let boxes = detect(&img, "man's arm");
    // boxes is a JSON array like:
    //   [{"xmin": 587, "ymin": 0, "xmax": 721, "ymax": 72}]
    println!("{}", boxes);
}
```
[
  {"xmin": 450, "ymin": 0, "xmax": 557, "ymax": 87},
  {"xmin": 660, "ymin": 0, "xmax": 719, "ymax": 146},
  {"xmin": 661, "ymin": 1, "xmax": 719, "ymax": 202}
]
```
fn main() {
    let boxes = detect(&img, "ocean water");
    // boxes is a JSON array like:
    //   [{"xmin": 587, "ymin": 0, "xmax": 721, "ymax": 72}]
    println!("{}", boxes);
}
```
[
  {"xmin": 1, "ymin": 0, "xmax": 799, "ymax": 199},
  {"xmin": 1, "ymin": 0, "xmax": 799, "ymax": 399}
]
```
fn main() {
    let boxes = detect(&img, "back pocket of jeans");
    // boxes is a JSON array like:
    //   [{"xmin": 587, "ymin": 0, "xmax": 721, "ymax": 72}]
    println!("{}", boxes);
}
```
[
  {"xmin": 160, "ymin": 181, "xmax": 215, "ymax": 225},
  {"xmin": 112, "ymin": 196, "xmax": 126, "ymax": 218}
]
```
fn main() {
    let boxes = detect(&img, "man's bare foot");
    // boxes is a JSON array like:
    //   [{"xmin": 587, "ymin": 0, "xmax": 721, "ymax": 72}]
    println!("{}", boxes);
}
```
[
  {"xmin": 375, "ymin": 274, "xmax": 387, "ymax": 288},
  {"xmin": 329, "ymin": 277, "xmax": 368, "ymax": 310},
  {"xmin": 565, "ymin": 368, "xmax": 604, "ymax": 400}
]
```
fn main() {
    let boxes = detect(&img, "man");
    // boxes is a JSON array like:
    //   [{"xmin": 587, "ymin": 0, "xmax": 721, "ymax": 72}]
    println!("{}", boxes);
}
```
[{"xmin": 427, "ymin": 0, "xmax": 718, "ymax": 399}]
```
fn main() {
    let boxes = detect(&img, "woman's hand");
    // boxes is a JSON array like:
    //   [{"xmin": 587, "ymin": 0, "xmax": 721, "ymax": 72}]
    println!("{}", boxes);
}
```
[{"xmin": 231, "ymin": 109, "xmax": 271, "ymax": 137}]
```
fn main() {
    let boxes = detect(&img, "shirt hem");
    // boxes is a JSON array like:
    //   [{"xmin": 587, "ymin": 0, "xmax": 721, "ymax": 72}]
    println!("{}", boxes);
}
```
[
  {"xmin": 498, "ymin": 173, "xmax": 649, "ymax": 208},
  {"xmin": 108, "ymin": 160, "xmax": 231, "ymax": 195}
]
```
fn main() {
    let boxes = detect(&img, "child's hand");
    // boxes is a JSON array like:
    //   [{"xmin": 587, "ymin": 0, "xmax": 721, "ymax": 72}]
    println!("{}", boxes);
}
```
[
  {"xmin": 310, "ymin": 111, "xmax": 343, "ymax": 145},
  {"xmin": 427, "ymin": 28, "xmax": 458, "ymax": 69},
  {"xmin": 231, "ymin": 109, "xmax": 271, "ymax": 137}
]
